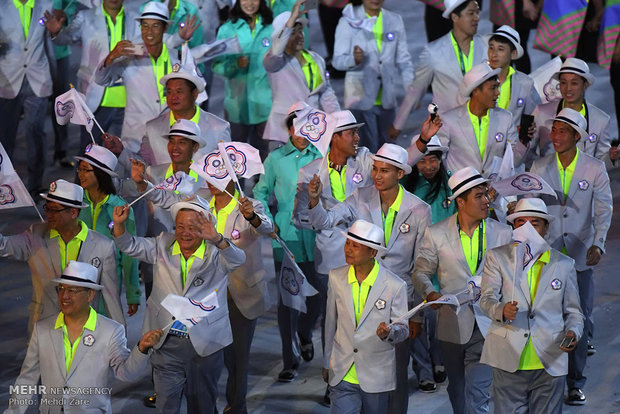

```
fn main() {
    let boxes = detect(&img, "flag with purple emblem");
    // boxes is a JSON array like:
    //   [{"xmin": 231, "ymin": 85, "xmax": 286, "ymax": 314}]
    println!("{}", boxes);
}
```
[
  {"xmin": 54, "ymin": 87, "xmax": 94, "ymax": 132},
  {"xmin": 511, "ymin": 221, "xmax": 551, "ymax": 302},
  {"xmin": 155, "ymin": 171, "xmax": 202, "ymax": 196},
  {"xmin": 492, "ymin": 172, "xmax": 556, "ymax": 198},
  {"xmin": 0, "ymin": 143, "xmax": 35, "ymax": 210},
  {"xmin": 293, "ymin": 106, "xmax": 337, "ymax": 157},
  {"xmin": 276, "ymin": 235, "xmax": 318, "ymax": 313},
  {"xmin": 161, "ymin": 291, "xmax": 219, "ymax": 327}
]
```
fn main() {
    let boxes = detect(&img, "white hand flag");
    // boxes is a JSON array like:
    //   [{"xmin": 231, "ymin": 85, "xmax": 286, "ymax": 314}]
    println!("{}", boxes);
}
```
[
  {"xmin": 390, "ymin": 294, "xmax": 460, "ymax": 326},
  {"xmin": 341, "ymin": 4, "xmax": 377, "ymax": 31},
  {"xmin": 54, "ymin": 88, "xmax": 94, "ymax": 132},
  {"xmin": 161, "ymin": 291, "xmax": 219, "ymax": 327},
  {"xmin": 155, "ymin": 171, "xmax": 202, "ymax": 196},
  {"xmin": 530, "ymin": 56, "xmax": 563, "ymax": 104},
  {"xmin": 293, "ymin": 106, "xmax": 337, "ymax": 157},
  {"xmin": 492, "ymin": 172, "xmax": 557, "ymax": 198},
  {"xmin": 181, "ymin": 42, "xmax": 208, "ymax": 104},
  {"xmin": 511, "ymin": 221, "xmax": 551, "ymax": 302},
  {"xmin": 276, "ymin": 235, "xmax": 318, "ymax": 313},
  {"xmin": 191, "ymin": 37, "xmax": 243, "ymax": 63},
  {"xmin": 0, "ymin": 143, "xmax": 36, "ymax": 210}
]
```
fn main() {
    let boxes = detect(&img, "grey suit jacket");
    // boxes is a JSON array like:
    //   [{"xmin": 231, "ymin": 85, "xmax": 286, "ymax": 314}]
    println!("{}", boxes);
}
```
[
  {"xmin": 263, "ymin": 26, "xmax": 340, "ymax": 143},
  {"xmin": 0, "ymin": 0, "xmax": 54, "ymax": 99},
  {"xmin": 0, "ymin": 223, "xmax": 124, "ymax": 332},
  {"xmin": 505, "ymin": 70, "xmax": 541, "ymax": 127},
  {"xmin": 323, "ymin": 264, "xmax": 408, "ymax": 393},
  {"xmin": 393, "ymin": 31, "xmax": 487, "ymax": 129},
  {"xmin": 114, "ymin": 231, "xmax": 245, "ymax": 356},
  {"xmin": 308, "ymin": 185, "xmax": 431, "ymax": 300},
  {"xmin": 529, "ymin": 152, "xmax": 612, "ymax": 271},
  {"xmin": 332, "ymin": 6, "xmax": 413, "ymax": 111},
  {"xmin": 533, "ymin": 100, "xmax": 615, "ymax": 169},
  {"xmin": 479, "ymin": 245, "xmax": 583, "ymax": 376},
  {"xmin": 438, "ymin": 104, "xmax": 526, "ymax": 176},
  {"xmin": 6, "ymin": 314, "xmax": 148, "ymax": 414},
  {"xmin": 412, "ymin": 215, "xmax": 512, "ymax": 344}
]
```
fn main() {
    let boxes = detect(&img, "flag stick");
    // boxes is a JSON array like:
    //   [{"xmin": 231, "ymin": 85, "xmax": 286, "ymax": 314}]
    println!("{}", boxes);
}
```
[
  {"xmin": 161, "ymin": 319, "xmax": 176, "ymax": 331},
  {"xmin": 87, "ymin": 129, "xmax": 96, "ymax": 145},
  {"xmin": 125, "ymin": 185, "xmax": 157, "ymax": 209},
  {"xmin": 224, "ymin": 188, "xmax": 240, "ymax": 203},
  {"xmin": 69, "ymin": 83, "xmax": 104, "ymax": 135}
]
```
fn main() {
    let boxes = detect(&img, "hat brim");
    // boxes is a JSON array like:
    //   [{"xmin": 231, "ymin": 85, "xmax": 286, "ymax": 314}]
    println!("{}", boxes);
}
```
[
  {"xmin": 74, "ymin": 156, "xmax": 118, "ymax": 178},
  {"xmin": 135, "ymin": 16, "xmax": 172, "ymax": 24},
  {"xmin": 460, "ymin": 67, "xmax": 501, "ymax": 98},
  {"xmin": 370, "ymin": 154, "xmax": 413, "ymax": 175},
  {"xmin": 160, "ymin": 72, "xmax": 206, "ymax": 93},
  {"xmin": 506, "ymin": 211, "xmax": 554, "ymax": 224},
  {"xmin": 545, "ymin": 117, "xmax": 589, "ymax": 141},
  {"xmin": 483, "ymin": 33, "xmax": 524, "ymax": 60},
  {"xmin": 170, "ymin": 201, "xmax": 214, "ymax": 222},
  {"xmin": 40, "ymin": 194, "xmax": 89, "ymax": 209},
  {"xmin": 551, "ymin": 69, "xmax": 595, "ymax": 86},
  {"xmin": 340, "ymin": 230, "xmax": 387, "ymax": 252},
  {"xmin": 448, "ymin": 177, "xmax": 490, "ymax": 200},
  {"xmin": 442, "ymin": 0, "xmax": 468, "ymax": 18},
  {"xmin": 162, "ymin": 131, "xmax": 207, "ymax": 148},
  {"xmin": 333, "ymin": 122, "xmax": 365, "ymax": 133},
  {"xmin": 51, "ymin": 278, "xmax": 103, "ymax": 290}
]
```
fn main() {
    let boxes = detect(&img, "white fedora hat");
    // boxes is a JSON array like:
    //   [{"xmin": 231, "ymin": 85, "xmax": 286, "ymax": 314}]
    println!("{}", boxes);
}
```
[
  {"xmin": 552, "ymin": 57, "xmax": 595, "ymax": 86},
  {"xmin": 272, "ymin": 11, "xmax": 308, "ymax": 39},
  {"xmin": 546, "ymin": 108, "xmax": 589, "ymax": 141},
  {"xmin": 163, "ymin": 119, "xmax": 207, "ymax": 148},
  {"xmin": 332, "ymin": 110, "xmax": 365, "ymax": 133},
  {"xmin": 485, "ymin": 25, "xmax": 524, "ymax": 59},
  {"xmin": 370, "ymin": 143, "xmax": 412, "ymax": 174},
  {"xmin": 170, "ymin": 195, "xmax": 214, "ymax": 222},
  {"xmin": 442, "ymin": 0, "xmax": 471, "ymax": 19},
  {"xmin": 160, "ymin": 65, "xmax": 207, "ymax": 93},
  {"xmin": 40, "ymin": 179, "xmax": 89, "ymax": 208},
  {"xmin": 74, "ymin": 144, "xmax": 118, "ymax": 177},
  {"xmin": 459, "ymin": 63, "xmax": 501, "ymax": 98},
  {"xmin": 414, "ymin": 134, "xmax": 448, "ymax": 154},
  {"xmin": 341, "ymin": 219, "xmax": 387, "ymax": 252},
  {"xmin": 52, "ymin": 260, "xmax": 102, "ymax": 290},
  {"xmin": 506, "ymin": 198, "xmax": 554, "ymax": 224},
  {"xmin": 448, "ymin": 166, "xmax": 490, "ymax": 200},
  {"xmin": 136, "ymin": 1, "xmax": 172, "ymax": 23}
]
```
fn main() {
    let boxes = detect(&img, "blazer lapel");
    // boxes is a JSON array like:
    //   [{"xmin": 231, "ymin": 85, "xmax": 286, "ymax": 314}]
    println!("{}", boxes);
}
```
[
  {"xmin": 51, "ymin": 326, "xmax": 68, "ymax": 381},
  {"xmin": 387, "ymin": 197, "xmax": 413, "ymax": 249},
  {"xmin": 545, "ymin": 156, "xmax": 563, "ymax": 199},
  {"xmin": 518, "ymin": 255, "xmax": 532, "ymax": 307},
  {"xmin": 482, "ymin": 110, "xmax": 498, "ymax": 166},
  {"xmin": 358, "ymin": 272, "xmax": 387, "ymax": 328},
  {"xmin": 45, "ymin": 236, "xmax": 63, "ymax": 277},
  {"xmin": 369, "ymin": 190, "xmax": 383, "ymax": 229},
  {"xmin": 447, "ymin": 217, "xmax": 470, "ymax": 273},
  {"xmin": 343, "ymin": 274, "xmax": 356, "ymax": 327},
  {"xmin": 567, "ymin": 153, "xmax": 586, "ymax": 201},
  {"xmin": 532, "ymin": 255, "xmax": 556, "ymax": 309},
  {"xmin": 457, "ymin": 109, "xmax": 480, "ymax": 161}
]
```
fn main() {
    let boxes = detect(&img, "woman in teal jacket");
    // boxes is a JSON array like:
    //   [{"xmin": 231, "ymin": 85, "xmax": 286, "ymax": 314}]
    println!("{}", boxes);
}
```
[
  {"xmin": 75, "ymin": 145, "xmax": 142, "ymax": 317},
  {"xmin": 213, "ymin": 0, "xmax": 274, "ymax": 159}
]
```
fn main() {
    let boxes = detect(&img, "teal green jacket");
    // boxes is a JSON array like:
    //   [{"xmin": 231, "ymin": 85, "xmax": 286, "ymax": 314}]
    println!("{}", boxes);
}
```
[
  {"xmin": 412, "ymin": 175, "xmax": 456, "ymax": 225},
  {"xmin": 253, "ymin": 140, "xmax": 321, "ymax": 263},
  {"xmin": 53, "ymin": 0, "xmax": 78, "ymax": 60},
  {"xmin": 212, "ymin": 17, "xmax": 273, "ymax": 125},
  {"xmin": 79, "ymin": 193, "xmax": 141, "ymax": 305}
]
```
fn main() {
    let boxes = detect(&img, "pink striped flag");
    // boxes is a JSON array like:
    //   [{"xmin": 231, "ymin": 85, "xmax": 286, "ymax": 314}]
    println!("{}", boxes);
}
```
[
  {"xmin": 597, "ymin": 1, "xmax": 620, "ymax": 69},
  {"xmin": 489, "ymin": 0, "xmax": 515, "ymax": 27},
  {"xmin": 533, "ymin": 0, "xmax": 588, "ymax": 58}
]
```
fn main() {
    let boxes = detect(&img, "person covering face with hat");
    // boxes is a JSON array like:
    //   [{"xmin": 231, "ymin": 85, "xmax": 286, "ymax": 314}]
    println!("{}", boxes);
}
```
[
  {"xmin": 532, "ymin": 57, "xmax": 618, "ymax": 170},
  {"xmin": 437, "ymin": 62, "xmax": 528, "ymax": 177},
  {"xmin": 412, "ymin": 166, "xmax": 513, "ymax": 414},
  {"xmin": 6, "ymin": 261, "xmax": 164, "ymax": 414},
  {"xmin": 479, "ymin": 198, "xmax": 584, "ymax": 413},
  {"xmin": 307, "ymin": 142, "xmax": 432, "ymax": 414},
  {"xmin": 529, "ymin": 107, "xmax": 612, "ymax": 406},
  {"xmin": 322, "ymin": 219, "xmax": 408, "ymax": 414},
  {"xmin": 388, "ymin": 0, "xmax": 487, "ymax": 140},
  {"xmin": 0, "ymin": 180, "xmax": 125, "ymax": 332},
  {"xmin": 263, "ymin": 1, "xmax": 341, "ymax": 145},
  {"xmin": 112, "ymin": 196, "xmax": 245, "ymax": 413}
]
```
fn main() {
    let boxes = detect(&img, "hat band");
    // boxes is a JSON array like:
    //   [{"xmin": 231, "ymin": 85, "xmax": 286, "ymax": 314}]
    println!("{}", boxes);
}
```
[
  {"xmin": 81, "ymin": 153, "xmax": 113, "ymax": 172},
  {"xmin": 336, "ymin": 122, "xmax": 358, "ymax": 130},
  {"xmin": 555, "ymin": 115, "xmax": 581, "ymax": 130},
  {"xmin": 495, "ymin": 29, "xmax": 519, "ymax": 44},
  {"xmin": 451, "ymin": 174, "xmax": 484, "ymax": 194},
  {"xmin": 60, "ymin": 274, "xmax": 97, "ymax": 285},
  {"xmin": 374, "ymin": 153, "xmax": 405, "ymax": 167},
  {"xmin": 169, "ymin": 128, "xmax": 197, "ymax": 137},
  {"xmin": 46, "ymin": 193, "xmax": 83, "ymax": 207},
  {"xmin": 347, "ymin": 231, "xmax": 382, "ymax": 248},
  {"xmin": 513, "ymin": 208, "xmax": 549, "ymax": 216},
  {"xmin": 140, "ymin": 11, "xmax": 169, "ymax": 20},
  {"xmin": 561, "ymin": 66, "xmax": 586, "ymax": 74}
]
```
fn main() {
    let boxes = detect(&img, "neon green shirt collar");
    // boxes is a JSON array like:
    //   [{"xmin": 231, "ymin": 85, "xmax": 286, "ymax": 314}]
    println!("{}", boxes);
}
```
[
  {"xmin": 209, "ymin": 190, "xmax": 239, "ymax": 235},
  {"xmin": 497, "ymin": 66, "xmax": 515, "ymax": 110},
  {"xmin": 556, "ymin": 148, "xmax": 579, "ymax": 199},
  {"xmin": 172, "ymin": 239, "xmax": 206, "ymax": 288},
  {"xmin": 467, "ymin": 100, "xmax": 490, "ymax": 160},
  {"xmin": 13, "ymin": 0, "xmax": 35, "ymax": 40},
  {"xmin": 170, "ymin": 105, "xmax": 201, "ymax": 126},
  {"xmin": 55, "ymin": 307, "xmax": 98, "ymax": 374},
  {"xmin": 382, "ymin": 184, "xmax": 403, "ymax": 246}
]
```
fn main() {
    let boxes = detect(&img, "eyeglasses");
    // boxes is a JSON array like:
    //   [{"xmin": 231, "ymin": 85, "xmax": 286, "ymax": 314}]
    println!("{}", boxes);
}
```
[
  {"xmin": 76, "ymin": 167, "xmax": 94, "ymax": 173},
  {"xmin": 43, "ymin": 205, "xmax": 71, "ymax": 214},
  {"xmin": 55, "ymin": 286, "xmax": 88, "ymax": 295}
]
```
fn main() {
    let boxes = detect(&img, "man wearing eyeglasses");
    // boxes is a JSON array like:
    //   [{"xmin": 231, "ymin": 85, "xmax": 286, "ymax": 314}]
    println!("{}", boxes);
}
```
[
  {"xmin": 6, "ymin": 260, "xmax": 163, "ymax": 414},
  {"xmin": 0, "ymin": 180, "xmax": 124, "ymax": 333}
]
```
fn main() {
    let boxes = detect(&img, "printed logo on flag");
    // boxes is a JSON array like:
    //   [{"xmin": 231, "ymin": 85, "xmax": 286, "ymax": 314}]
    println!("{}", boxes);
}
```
[
  {"xmin": 543, "ymin": 79, "xmax": 561, "ymax": 102},
  {"xmin": 299, "ymin": 112, "xmax": 328, "ymax": 143},
  {"xmin": 511, "ymin": 174, "xmax": 543, "ymax": 192},
  {"xmin": 281, "ymin": 266, "xmax": 303, "ymax": 295},
  {"xmin": 203, "ymin": 153, "xmax": 228, "ymax": 179},
  {"xmin": 467, "ymin": 280, "xmax": 482, "ymax": 302},
  {"xmin": 0, "ymin": 185, "xmax": 16, "ymax": 205},
  {"xmin": 515, "ymin": 241, "xmax": 534, "ymax": 270},
  {"xmin": 223, "ymin": 145, "xmax": 248, "ymax": 175},
  {"xmin": 205, "ymin": 42, "xmax": 227, "ymax": 58},
  {"xmin": 189, "ymin": 298, "xmax": 216, "ymax": 312},
  {"xmin": 56, "ymin": 100, "xmax": 75, "ymax": 118}
]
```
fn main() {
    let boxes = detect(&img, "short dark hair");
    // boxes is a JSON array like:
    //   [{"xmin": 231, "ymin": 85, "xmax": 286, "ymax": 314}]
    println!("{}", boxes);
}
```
[
  {"xmin": 93, "ymin": 166, "xmax": 117, "ymax": 196},
  {"xmin": 473, "ymin": 75, "xmax": 499, "ymax": 94},
  {"xmin": 229, "ymin": 0, "xmax": 273, "ymax": 25},
  {"xmin": 286, "ymin": 112, "xmax": 297, "ymax": 130},
  {"xmin": 489, "ymin": 34, "xmax": 516, "ymax": 52},
  {"xmin": 452, "ymin": 0, "xmax": 480, "ymax": 17},
  {"xmin": 456, "ymin": 183, "xmax": 487, "ymax": 203}
]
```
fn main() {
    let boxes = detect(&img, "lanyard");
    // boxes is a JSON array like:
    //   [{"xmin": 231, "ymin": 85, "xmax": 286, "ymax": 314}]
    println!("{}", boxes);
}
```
[{"xmin": 456, "ymin": 216, "xmax": 484, "ymax": 273}]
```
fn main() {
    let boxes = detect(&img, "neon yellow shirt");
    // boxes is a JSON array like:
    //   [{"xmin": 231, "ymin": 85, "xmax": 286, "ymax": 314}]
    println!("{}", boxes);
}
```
[
  {"xmin": 381, "ymin": 185, "xmax": 403, "ymax": 246},
  {"xmin": 13, "ymin": 0, "xmax": 35, "ymax": 40},
  {"xmin": 100, "ymin": 5, "xmax": 127, "ymax": 108},
  {"xmin": 169, "ymin": 105, "xmax": 201, "ymax": 126},
  {"xmin": 209, "ymin": 190, "xmax": 239, "ymax": 235},
  {"xmin": 556, "ymin": 148, "xmax": 579, "ymax": 199},
  {"xmin": 85, "ymin": 192, "xmax": 110, "ymax": 232},
  {"xmin": 467, "ymin": 100, "xmax": 490, "ymax": 160},
  {"xmin": 50, "ymin": 221, "xmax": 89, "ymax": 271},
  {"xmin": 327, "ymin": 153, "xmax": 347, "ymax": 202},
  {"xmin": 518, "ymin": 250, "xmax": 550, "ymax": 370},
  {"xmin": 450, "ymin": 31, "xmax": 474, "ymax": 76},
  {"xmin": 172, "ymin": 240, "xmax": 206, "ymax": 288},
  {"xmin": 170, "ymin": 0, "xmax": 181, "ymax": 20},
  {"xmin": 300, "ymin": 50, "xmax": 323, "ymax": 91},
  {"xmin": 497, "ymin": 66, "xmax": 515, "ymax": 110},
  {"xmin": 164, "ymin": 164, "xmax": 200, "ymax": 194},
  {"xmin": 343, "ymin": 259, "xmax": 380, "ymax": 384},
  {"xmin": 149, "ymin": 46, "xmax": 172, "ymax": 104},
  {"xmin": 55, "ymin": 307, "xmax": 98, "ymax": 374},
  {"xmin": 368, "ymin": 11, "xmax": 383, "ymax": 105},
  {"xmin": 459, "ymin": 219, "xmax": 486, "ymax": 275},
  {"xmin": 562, "ymin": 101, "xmax": 586, "ymax": 118}
]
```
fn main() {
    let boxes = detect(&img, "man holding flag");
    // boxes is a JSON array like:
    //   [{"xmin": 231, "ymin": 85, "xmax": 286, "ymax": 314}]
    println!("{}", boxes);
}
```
[{"xmin": 479, "ymin": 198, "xmax": 583, "ymax": 414}]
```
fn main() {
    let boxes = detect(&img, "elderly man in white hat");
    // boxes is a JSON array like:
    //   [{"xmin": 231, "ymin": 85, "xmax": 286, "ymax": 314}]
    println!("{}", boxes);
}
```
[
  {"xmin": 322, "ymin": 219, "xmax": 408, "ymax": 414},
  {"xmin": 437, "ymin": 62, "xmax": 529, "ymax": 177},
  {"xmin": 112, "ymin": 196, "xmax": 245, "ymax": 413},
  {"xmin": 388, "ymin": 0, "xmax": 487, "ymax": 139},
  {"xmin": 95, "ymin": 1, "xmax": 199, "ymax": 154},
  {"xmin": 6, "ymin": 260, "xmax": 164, "ymax": 414},
  {"xmin": 485, "ymin": 25, "xmax": 541, "ymax": 127},
  {"xmin": 263, "ymin": 3, "xmax": 340, "ymax": 146},
  {"xmin": 478, "ymin": 198, "xmax": 584, "ymax": 414},
  {"xmin": 532, "ymin": 57, "xmax": 618, "ymax": 170},
  {"xmin": 306, "ymin": 142, "xmax": 431, "ymax": 413},
  {"xmin": 529, "ymin": 107, "xmax": 612, "ymax": 406},
  {"xmin": 412, "ymin": 166, "xmax": 512, "ymax": 414},
  {"xmin": 0, "ymin": 180, "xmax": 124, "ymax": 332}
]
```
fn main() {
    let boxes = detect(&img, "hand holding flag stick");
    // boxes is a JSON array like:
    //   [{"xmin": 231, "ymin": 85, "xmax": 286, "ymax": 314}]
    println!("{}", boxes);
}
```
[
  {"xmin": 124, "ymin": 171, "xmax": 202, "ymax": 210},
  {"xmin": 389, "ymin": 294, "xmax": 460, "ymax": 327}
]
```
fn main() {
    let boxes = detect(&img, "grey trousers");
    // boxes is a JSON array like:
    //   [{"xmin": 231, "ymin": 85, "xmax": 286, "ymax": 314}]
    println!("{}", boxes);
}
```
[
  {"xmin": 350, "ymin": 106, "xmax": 395, "ymax": 154},
  {"xmin": 389, "ymin": 337, "xmax": 411, "ymax": 414},
  {"xmin": 330, "ymin": 380, "xmax": 390, "ymax": 414},
  {"xmin": 151, "ymin": 335, "xmax": 224, "ymax": 414},
  {"xmin": 492, "ymin": 368, "xmax": 564, "ymax": 414},
  {"xmin": 567, "ymin": 268, "xmax": 593, "ymax": 389},
  {"xmin": 439, "ymin": 324, "xmax": 492, "ymax": 414}
]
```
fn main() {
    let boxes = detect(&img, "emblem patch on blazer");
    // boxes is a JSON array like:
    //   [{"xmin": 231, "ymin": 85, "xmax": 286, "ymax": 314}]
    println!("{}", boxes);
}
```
[
  {"xmin": 442, "ymin": 199, "xmax": 450, "ymax": 209},
  {"xmin": 578, "ymin": 180, "xmax": 589, "ymax": 190},
  {"xmin": 517, "ymin": 98, "xmax": 524, "ymax": 107},
  {"xmin": 231, "ymin": 229, "xmax": 241, "ymax": 240},
  {"xmin": 193, "ymin": 278, "xmax": 204, "ymax": 287},
  {"xmin": 91, "ymin": 257, "xmax": 101, "ymax": 268},
  {"xmin": 262, "ymin": 38, "xmax": 271, "ymax": 48},
  {"xmin": 172, "ymin": 63, "xmax": 181, "ymax": 72},
  {"xmin": 83, "ymin": 334, "xmax": 95, "ymax": 347},
  {"xmin": 399, "ymin": 223, "xmax": 410, "ymax": 233},
  {"xmin": 375, "ymin": 299, "xmax": 386, "ymax": 310},
  {"xmin": 281, "ymin": 266, "xmax": 303, "ymax": 295},
  {"xmin": 551, "ymin": 278, "xmax": 562, "ymax": 290},
  {"xmin": 49, "ymin": 181, "xmax": 57, "ymax": 192},
  {"xmin": 352, "ymin": 173, "xmax": 363, "ymax": 184},
  {"xmin": 494, "ymin": 133, "xmax": 504, "ymax": 142},
  {"xmin": 588, "ymin": 133, "xmax": 598, "ymax": 143},
  {"xmin": 385, "ymin": 32, "xmax": 395, "ymax": 41}
]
